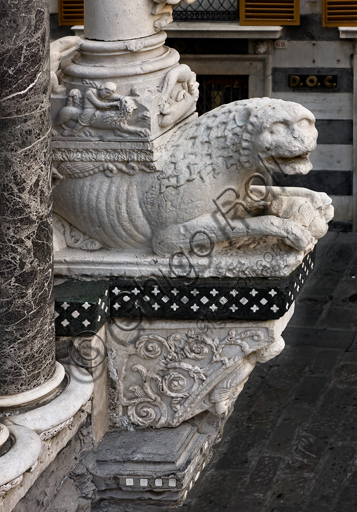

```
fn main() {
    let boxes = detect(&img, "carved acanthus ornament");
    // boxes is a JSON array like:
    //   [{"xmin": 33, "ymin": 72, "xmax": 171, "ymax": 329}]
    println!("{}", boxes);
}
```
[{"xmin": 106, "ymin": 321, "xmax": 287, "ymax": 429}]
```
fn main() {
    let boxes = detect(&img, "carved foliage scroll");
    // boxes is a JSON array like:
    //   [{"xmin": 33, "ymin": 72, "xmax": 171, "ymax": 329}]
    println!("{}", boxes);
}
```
[{"xmin": 113, "ymin": 327, "xmax": 274, "ymax": 428}]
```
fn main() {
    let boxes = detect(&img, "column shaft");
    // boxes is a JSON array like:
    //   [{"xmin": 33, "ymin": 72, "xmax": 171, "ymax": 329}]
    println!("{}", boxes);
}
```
[
  {"xmin": 84, "ymin": 0, "xmax": 165, "ymax": 41},
  {"xmin": 0, "ymin": 0, "xmax": 55, "ymax": 395}
]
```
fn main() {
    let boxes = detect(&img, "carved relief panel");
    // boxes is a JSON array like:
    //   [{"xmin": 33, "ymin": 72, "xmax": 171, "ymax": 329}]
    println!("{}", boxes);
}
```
[{"xmin": 105, "ymin": 313, "xmax": 292, "ymax": 429}]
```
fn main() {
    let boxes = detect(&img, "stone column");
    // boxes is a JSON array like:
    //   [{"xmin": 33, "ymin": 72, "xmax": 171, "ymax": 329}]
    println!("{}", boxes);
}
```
[
  {"xmin": 0, "ymin": 0, "xmax": 63, "ymax": 401},
  {"xmin": 84, "ymin": 0, "xmax": 161, "ymax": 41}
]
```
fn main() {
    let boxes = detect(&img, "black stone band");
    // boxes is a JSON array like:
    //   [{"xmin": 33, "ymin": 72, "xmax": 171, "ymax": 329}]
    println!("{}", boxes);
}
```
[{"xmin": 55, "ymin": 251, "xmax": 315, "ymax": 336}]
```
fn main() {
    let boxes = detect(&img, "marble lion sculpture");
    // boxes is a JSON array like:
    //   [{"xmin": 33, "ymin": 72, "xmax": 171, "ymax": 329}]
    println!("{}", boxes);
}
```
[{"xmin": 53, "ymin": 97, "xmax": 333, "ymax": 255}]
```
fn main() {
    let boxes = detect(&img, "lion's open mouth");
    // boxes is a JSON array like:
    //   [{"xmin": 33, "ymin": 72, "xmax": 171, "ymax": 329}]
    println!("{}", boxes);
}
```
[{"xmin": 272, "ymin": 153, "xmax": 312, "ymax": 175}]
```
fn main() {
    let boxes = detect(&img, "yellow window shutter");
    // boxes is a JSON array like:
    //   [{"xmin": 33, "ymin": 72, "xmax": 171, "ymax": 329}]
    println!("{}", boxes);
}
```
[
  {"xmin": 59, "ymin": 0, "xmax": 84, "ymax": 26},
  {"xmin": 240, "ymin": 0, "xmax": 300, "ymax": 25},
  {"xmin": 323, "ymin": 0, "xmax": 357, "ymax": 26}
]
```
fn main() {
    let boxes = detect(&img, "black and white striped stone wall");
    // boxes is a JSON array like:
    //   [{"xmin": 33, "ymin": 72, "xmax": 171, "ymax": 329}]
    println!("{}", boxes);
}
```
[{"xmin": 271, "ymin": 0, "xmax": 354, "ymax": 225}]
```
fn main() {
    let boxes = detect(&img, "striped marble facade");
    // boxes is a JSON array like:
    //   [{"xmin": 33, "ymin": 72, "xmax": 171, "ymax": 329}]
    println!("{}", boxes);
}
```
[{"xmin": 271, "ymin": 1, "xmax": 354, "ymax": 225}]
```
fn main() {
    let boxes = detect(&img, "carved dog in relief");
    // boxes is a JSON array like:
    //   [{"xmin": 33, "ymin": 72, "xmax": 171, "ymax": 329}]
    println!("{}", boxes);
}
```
[{"xmin": 53, "ymin": 98, "xmax": 333, "ymax": 255}]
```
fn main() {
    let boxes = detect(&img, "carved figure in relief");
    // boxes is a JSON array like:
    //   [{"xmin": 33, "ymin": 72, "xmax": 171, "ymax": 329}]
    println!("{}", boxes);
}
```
[
  {"xmin": 50, "ymin": 36, "xmax": 81, "ymax": 94},
  {"xmin": 54, "ymin": 98, "xmax": 333, "ymax": 256},
  {"xmin": 152, "ymin": 0, "xmax": 196, "ymax": 30},
  {"xmin": 158, "ymin": 64, "xmax": 199, "ymax": 128},
  {"xmin": 55, "ymin": 82, "xmax": 149, "ymax": 138}
]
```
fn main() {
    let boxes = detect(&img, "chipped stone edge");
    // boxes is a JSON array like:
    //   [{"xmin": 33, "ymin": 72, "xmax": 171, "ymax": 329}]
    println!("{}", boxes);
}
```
[
  {"xmin": 0, "ymin": 425, "xmax": 42, "ymax": 489},
  {"xmin": 0, "ymin": 404, "xmax": 91, "ymax": 511},
  {"xmin": 0, "ymin": 425, "xmax": 9, "ymax": 449},
  {"xmin": 8, "ymin": 365, "xmax": 94, "ymax": 435},
  {"xmin": 0, "ymin": 366, "xmax": 94, "ymax": 511}
]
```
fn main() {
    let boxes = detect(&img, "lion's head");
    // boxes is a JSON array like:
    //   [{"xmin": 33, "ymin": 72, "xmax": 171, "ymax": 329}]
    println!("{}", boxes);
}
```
[{"xmin": 237, "ymin": 98, "xmax": 318, "ymax": 176}]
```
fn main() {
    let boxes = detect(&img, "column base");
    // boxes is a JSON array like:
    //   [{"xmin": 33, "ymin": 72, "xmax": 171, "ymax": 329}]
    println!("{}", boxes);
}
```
[
  {"xmin": 0, "ymin": 362, "xmax": 65, "ymax": 408},
  {"xmin": 0, "ymin": 365, "xmax": 94, "ymax": 511}
]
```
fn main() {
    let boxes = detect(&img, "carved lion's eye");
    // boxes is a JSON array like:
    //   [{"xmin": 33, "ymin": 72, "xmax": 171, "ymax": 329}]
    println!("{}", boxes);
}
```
[
  {"xmin": 269, "ymin": 122, "xmax": 286, "ymax": 135},
  {"xmin": 297, "ymin": 118, "xmax": 310, "ymax": 128}
]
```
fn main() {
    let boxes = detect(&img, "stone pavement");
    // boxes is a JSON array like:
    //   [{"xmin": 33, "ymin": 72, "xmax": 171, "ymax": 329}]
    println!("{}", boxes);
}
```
[{"xmin": 183, "ymin": 231, "xmax": 357, "ymax": 512}]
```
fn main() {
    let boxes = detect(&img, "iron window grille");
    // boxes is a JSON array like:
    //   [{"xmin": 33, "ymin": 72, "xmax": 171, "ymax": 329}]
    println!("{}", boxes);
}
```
[
  {"xmin": 173, "ymin": 0, "xmax": 239, "ymax": 21},
  {"xmin": 196, "ymin": 75, "xmax": 249, "ymax": 115}
]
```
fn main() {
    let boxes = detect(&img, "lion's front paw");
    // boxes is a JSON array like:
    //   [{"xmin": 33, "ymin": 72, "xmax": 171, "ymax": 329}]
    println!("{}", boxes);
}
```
[
  {"xmin": 318, "ymin": 192, "xmax": 332, "ymax": 208},
  {"xmin": 138, "ymin": 128, "xmax": 150, "ymax": 138},
  {"xmin": 323, "ymin": 203, "xmax": 334, "ymax": 223},
  {"xmin": 284, "ymin": 221, "xmax": 312, "ymax": 252}
]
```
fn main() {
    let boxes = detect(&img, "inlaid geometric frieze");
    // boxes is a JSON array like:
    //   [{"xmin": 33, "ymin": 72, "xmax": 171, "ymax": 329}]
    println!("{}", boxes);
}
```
[
  {"xmin": 54, "ymin": 280, "xmax": 109, "ymax": 336},
  {"xmin": 54, "ymin": 250, "xmax": 314, "ymax": 336},
  {"xmin": 109, "ymin": 250, "xmax": 315, "ymax": 322}
]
